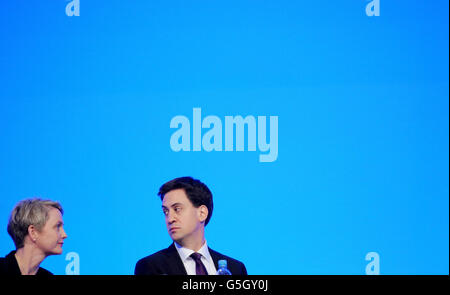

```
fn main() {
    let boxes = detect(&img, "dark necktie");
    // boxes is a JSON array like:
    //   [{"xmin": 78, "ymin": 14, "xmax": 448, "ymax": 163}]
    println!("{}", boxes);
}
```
[{"xmin": 190, "ymin": 252, "xmax": 208, "ymax": 275}]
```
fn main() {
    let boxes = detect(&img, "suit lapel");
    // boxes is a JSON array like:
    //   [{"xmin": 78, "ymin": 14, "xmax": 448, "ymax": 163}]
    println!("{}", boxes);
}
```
[
  {"xmin": 164, "ymin": 243, "xmax": 188, "ymax": 275},
  {"xmin": 208, "ymin": 247, "xmax": 220, "ymax": 270},
  {"xmin": 208, "ymin": 248, "xmax": 245, "ymax": 275}
]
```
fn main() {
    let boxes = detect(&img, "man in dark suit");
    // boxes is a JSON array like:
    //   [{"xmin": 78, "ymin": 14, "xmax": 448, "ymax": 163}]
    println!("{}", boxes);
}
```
[{"xmin": 135, "ymin": 177, "xmax": 247, "ymax": 275}]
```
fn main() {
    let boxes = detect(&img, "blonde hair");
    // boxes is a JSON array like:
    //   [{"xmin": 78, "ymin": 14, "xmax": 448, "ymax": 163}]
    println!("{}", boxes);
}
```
[{"xmin": 7, "ymin": 198, "xmax": 63, "ymax": 249}]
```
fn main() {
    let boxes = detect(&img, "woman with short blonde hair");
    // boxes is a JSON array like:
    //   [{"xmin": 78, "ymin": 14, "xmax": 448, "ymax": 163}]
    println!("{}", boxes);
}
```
[{"xmin": 0, "ymin": 198, "xmax": 68, "ymax": 275}]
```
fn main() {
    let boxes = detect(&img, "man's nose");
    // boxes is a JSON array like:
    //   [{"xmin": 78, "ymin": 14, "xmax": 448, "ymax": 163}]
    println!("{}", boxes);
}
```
[
  {"xmin": 167, "ymin": 210, "xmax": 176, "ymax": 224},
  {"xmin": 61, "ymin": 227, "xmax": 68, "ymax": 239}
]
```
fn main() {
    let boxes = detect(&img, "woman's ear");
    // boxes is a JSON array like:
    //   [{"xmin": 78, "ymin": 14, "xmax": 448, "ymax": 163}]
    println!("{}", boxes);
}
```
[{"xmin": 28, "ymin": 225, "xmax": 38, "ymax": 242}]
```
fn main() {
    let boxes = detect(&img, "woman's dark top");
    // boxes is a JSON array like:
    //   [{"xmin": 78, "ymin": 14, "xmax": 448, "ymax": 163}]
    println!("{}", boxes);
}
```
[{"xmin": 0, "ymin": 251, "xmax": 52, "ymax": 275}]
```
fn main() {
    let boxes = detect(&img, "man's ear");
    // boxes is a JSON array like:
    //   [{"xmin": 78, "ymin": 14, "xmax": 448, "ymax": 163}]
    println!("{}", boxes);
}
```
[{"xmin": 198, "ymin": 205, "xmax": 209, "ymax": 224}]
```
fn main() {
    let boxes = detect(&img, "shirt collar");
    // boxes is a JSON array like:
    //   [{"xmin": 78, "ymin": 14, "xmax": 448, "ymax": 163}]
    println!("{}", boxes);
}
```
[{"xmin": 174, "ymin": 240, "xmax": 212, "ymax": 263}]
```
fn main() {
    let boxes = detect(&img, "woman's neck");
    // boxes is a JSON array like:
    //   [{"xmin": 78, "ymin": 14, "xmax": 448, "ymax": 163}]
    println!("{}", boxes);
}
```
[{"xmin": 14, "ymin": 246, "xmax": 46, "ymax": 275}]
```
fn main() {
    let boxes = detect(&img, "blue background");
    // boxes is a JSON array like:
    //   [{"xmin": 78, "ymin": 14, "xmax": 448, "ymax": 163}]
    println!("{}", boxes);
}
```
[{"xmin": 0, "ymin": 0, "xmax": 448, "ymax": 274}]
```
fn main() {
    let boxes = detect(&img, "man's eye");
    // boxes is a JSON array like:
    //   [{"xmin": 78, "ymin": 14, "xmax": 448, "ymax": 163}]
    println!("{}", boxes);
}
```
[
  {"xmin": 162, "ymin": 210, "xmax": 168, "ymax": 215},
  {"xmin": 174, "ymin": 207, "xmax": 181, "ymax": 212}
]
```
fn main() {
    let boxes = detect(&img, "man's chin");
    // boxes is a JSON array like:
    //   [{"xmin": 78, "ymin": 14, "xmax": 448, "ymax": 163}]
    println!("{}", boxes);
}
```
[{"xmin": 171, "ymin": 235, "xmax": 184, "ymax": 245}]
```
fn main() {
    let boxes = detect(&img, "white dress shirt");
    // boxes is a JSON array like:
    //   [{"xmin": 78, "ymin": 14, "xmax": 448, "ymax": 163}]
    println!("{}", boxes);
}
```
[{"xmin": 174, "ymin": 241, "xmax": 217, "ymax": 275}]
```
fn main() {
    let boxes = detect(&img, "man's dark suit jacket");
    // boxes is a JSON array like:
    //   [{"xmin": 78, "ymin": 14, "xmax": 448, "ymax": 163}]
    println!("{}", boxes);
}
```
[{"xmin": 135, "ymin": 243, "xmax": 247, "ymax": 275}]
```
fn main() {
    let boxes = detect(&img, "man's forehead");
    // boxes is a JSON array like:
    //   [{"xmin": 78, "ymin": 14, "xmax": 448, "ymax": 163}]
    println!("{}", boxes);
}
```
[{"xmin": 162, "ymin": 189, "xmax": 189, "ymax": 206}]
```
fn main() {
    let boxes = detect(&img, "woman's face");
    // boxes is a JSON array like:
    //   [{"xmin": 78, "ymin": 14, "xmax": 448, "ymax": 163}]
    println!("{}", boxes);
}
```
[{"xmin": 34, "ymin": 208, "xmax": 67, "ymax": 256}]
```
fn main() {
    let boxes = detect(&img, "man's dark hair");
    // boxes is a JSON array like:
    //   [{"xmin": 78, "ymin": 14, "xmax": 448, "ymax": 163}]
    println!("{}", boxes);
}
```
[{"xmin": 158, "ymin": 176, "xmax": 214, "ymax": 226}]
